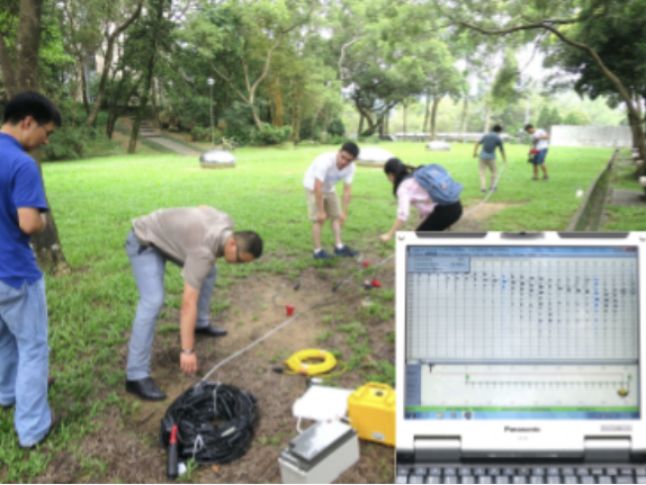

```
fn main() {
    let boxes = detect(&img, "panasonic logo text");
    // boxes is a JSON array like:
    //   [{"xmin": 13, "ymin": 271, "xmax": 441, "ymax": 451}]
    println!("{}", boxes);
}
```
[{"xmin": 504, "ymin": 426, "xmax": 541, "ymax": 433}]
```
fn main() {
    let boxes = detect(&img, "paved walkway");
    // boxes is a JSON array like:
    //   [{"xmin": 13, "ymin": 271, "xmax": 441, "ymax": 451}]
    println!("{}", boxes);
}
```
[
  {"xmin": 609, "ymin": 188, "xmax": 645, "ymax": 206},
  {"xmin": 144, "ymin": 136, "xmax": 202, "ymax": 156},
  {"xmin": 118, "ymin": 118, "xmax": 204, "ymax": 156}
]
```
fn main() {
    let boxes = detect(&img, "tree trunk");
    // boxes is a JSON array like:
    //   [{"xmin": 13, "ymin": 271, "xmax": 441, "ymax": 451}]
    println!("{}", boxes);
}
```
[
  {"xmin": 30, "ymin": 156, "xmax": 70, "ymax": 274},
  {"xmin": 107, "ymin": 73, "xmax": 141, "ymax": 139},
  {"xmin": 631, "ymin": 96, "xmax": 643, "ymax": 150},
  {"xmin": 459, "ymin": 97, "xmax": 469, "ymax": 133},
  {"xmin": 32, "ymin": 203, "xmax": 70, "ymax": 275},
  {"xmin": 627, "ymin": 108, "xmax": 646, "ymax": 177},
  {"xmin": 361, "ymin": 116, "xmax": 376, "ymax": 136},
  {"xmin": 106, "ymin": 111, "xmax": 117, "ymax": 139},
  {"xmin": 355, "ymin": 103, "xmax": 376, "ymax": 136},
  {"xmin": 270, "ymin": 77, "xmax": 284, "ymax": 126},
  {"xmin": 79, "ymin": 61, "xmax": 89, "ymax": 113},
  {"xmin": 128, "ymin": 0, "xmax": 164, "ymax": 153},
  {"xmin": 291, "ymin": 108, "xmax": 301, "ymax": 143},
  {"xmin": 430, "ymin": 96, "xmax": 441, "ymax": 141},
  {"xmin": 151, "ymin": 77, "xmax": 159, "ymax": 127},
  {"xmin": 86, "ymin": 1, "xmax": 143, "ymax": 127},
  {"xmin": 17, "ymin": 0, "xmax": 42, "ymax": 91},
  {"xmin": 402, "ymin": 103, "xmax": 408, "ymax": 135},
  {"xmin": 128, "ymin": 116, "xmax": 142, "ymax": 153},
  {"xmin": 0, "ymin": 36, "xmax": 18, "ymax": 97},
  {"xmin": 422, "ymin": 93, "xmax": 431, "ymax": 133},
  {"xmin": 249, "ymin": 104, "xmax": 262, "ymax": 129},
  {"xmin": 483, "ymin": 104, "xmax": 491, "ymax": 133}
]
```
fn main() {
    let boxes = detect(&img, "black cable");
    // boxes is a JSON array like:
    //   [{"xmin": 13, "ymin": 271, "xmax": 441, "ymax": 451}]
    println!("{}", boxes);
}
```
[{"xmin": 160, "ymin": 381, "xmax": 258, "ymax": 464}]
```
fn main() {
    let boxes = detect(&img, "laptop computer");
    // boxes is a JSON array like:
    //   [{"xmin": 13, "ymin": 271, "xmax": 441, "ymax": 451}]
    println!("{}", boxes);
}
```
[{"xmin": 395, "ymin": 232, "xmax": 646, "ymax": 484}]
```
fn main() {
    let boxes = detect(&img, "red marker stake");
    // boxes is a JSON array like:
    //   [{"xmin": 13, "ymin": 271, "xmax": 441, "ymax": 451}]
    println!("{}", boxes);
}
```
[{"xmin": 167, "ymin": 424, "xmax": 179, "ymax": 479}]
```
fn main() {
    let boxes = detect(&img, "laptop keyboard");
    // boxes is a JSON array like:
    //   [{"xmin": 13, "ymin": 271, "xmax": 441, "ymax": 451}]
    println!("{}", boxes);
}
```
[{"xmin": 396, "ymin": 465, "xmax": 646, "ymax": 484}]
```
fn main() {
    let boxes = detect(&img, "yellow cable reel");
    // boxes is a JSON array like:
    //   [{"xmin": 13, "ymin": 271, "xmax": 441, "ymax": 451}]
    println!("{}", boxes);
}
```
[{"xmin": 285, "ymin": 349, "xmax": 337, "ymax": 376}]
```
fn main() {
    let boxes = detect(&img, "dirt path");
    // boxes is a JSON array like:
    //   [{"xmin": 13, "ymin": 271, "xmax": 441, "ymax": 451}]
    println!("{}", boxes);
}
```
[
  {"xmin": 452, "ymin": 201, "xmax": 512, "ymax": 231},
  {"xmin": 39, "ymin": 265, "xmax": 394, "ymax": 484}
]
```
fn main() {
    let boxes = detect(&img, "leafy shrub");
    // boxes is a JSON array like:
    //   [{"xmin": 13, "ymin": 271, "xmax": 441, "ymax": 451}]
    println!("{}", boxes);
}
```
[
  {"xmin": 221, "ymin": 102, "xmax": 256, "ymax": 144},
  {"xmin": 249, "ymin": 123, "xmax": 292, "ymax": 145},
  {"xmin": 43, "ymin": 123, "xmax": 100, "ymax": 161},
  {"xmin": 190, "ymin": 126, "xmax": 212, "ymax": 142},
  {"xmin": 327, "ymin": 118, "xmax": 345, "ymax": 137}
]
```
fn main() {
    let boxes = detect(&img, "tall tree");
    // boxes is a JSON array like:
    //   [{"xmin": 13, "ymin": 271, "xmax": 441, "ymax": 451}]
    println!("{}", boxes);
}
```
[
  {"xmin": 179, "ymin": 0, "xmax": 315, "ymax": 130},
  {"xmin": 0, "ymin": 0, "xmax": 69, "ymax": 273},
  {"xmin": 56, "ymin": 0, "xmax": 104, "ymax": 111},
  {"xmin": 0, "ymin": 0, "xmax": 43, "ymax": 95},
  {"xmin": 331, "ymin": 0, "xmax": 436, "ymax": 136},
  {"xmin": 85, "ymin": 0, "xmax": 143, "ymax": 127},
  {"xmin": 421, "ymin": 42, "xmax": 465, "ymax": 139},
  {"xmin": 127, "ymin": 0, "xmax": 172, "ymax": 153},
  {"xmin": 544, "ymin": 0, "xmax": 646, "ymax": 151}
]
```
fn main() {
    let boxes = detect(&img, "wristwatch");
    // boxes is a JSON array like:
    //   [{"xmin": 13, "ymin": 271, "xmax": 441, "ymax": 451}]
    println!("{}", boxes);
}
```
[{"xmin": 180, "ymin": 348, "xmax": 194, "ymax": 355}]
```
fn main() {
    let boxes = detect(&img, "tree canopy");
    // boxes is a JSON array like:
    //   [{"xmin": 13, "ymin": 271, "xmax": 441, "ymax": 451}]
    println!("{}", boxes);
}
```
[{"xmin": 0, "ymin": 0, "xmax": 639, "ymax": 151}]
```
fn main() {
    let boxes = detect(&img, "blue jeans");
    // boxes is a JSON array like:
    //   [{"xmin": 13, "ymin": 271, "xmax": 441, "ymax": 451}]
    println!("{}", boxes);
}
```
[
  {"xmin": 125, "ymin": 231, "xmax": 216, "ymax": 380},
  {"xmin": 0, "ymin": 277, "xmax": 52, "ymax": 447}
]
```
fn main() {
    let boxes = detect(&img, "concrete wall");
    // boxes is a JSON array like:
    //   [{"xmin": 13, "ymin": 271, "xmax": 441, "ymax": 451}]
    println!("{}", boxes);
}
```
[{"xmin": 551, "ymin": 125, "xmax": 631, "ymax": 148}]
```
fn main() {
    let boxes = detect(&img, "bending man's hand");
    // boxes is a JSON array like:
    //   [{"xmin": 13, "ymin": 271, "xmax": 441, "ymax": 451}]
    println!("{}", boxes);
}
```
[{"xmin": 180, "ymin": 352, "xmax": 198, "ymax": 375}]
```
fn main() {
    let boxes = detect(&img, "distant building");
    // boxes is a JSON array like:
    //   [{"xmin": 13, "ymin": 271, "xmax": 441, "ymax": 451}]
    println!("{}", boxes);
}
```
[{"xmin": 551, "ymin": 125, "xmax": 631, "ymax": 148}]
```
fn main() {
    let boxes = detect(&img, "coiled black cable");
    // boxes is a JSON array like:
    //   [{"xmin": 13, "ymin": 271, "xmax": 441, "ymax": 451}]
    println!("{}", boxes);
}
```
[{"xmin": 160, "ymin": 381, "xmax": 258, "ymax": 464}]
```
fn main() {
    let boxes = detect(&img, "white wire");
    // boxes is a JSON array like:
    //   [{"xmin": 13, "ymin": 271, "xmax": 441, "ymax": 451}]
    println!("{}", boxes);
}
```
[
  {"xmin": 192, "ymin": 434, "xmax": 204, "ymax": 459},
  {"xmin": 200, "ymin": 253, "xmax": 395, "ymax": 381},
  {"xmin": 201, "ymin": 314, "xmax": 300, "ymax": 382}
]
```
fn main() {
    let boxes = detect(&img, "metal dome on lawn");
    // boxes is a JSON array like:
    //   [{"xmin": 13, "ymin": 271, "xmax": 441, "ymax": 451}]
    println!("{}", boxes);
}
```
[{"xmin": 199, "ymin": 149, "xmax": 236, "ymax": 168}]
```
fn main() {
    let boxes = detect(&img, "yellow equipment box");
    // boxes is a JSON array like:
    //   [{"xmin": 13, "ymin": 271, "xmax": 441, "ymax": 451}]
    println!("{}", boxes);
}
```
[{"xmin": 347, "ymin": 382, "xmax": 395, "ymax": 447}]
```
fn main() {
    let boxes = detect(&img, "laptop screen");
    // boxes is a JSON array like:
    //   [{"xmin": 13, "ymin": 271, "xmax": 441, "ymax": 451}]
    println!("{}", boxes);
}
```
[{"xmin": 404, "ymin": 245, "xmax": 640, "ymax": 421}]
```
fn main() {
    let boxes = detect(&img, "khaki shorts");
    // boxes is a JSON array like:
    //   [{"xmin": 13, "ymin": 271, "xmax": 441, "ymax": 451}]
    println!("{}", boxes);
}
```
[
  {"xmin": 479, "ymin": 158, "xmax": 497, "ymax": 172},
  {"xmin": 306, "ymin": 189, "xmax": 341, "ymax": 222}
]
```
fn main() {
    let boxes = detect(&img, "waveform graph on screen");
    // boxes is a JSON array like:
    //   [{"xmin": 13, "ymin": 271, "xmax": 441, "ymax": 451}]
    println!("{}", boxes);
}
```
[
  {"xmin": 419, "ymin": 364, "xmax": 638, "ymax": 409},
  {"xmin": 405, "ymin": 249, "xmax": 639, "ymax": 364}
]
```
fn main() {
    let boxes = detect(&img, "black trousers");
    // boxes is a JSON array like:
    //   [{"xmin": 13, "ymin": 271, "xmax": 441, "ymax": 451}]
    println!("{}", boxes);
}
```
[{"xmin": 416, "ymin": 201, "xmax": 463, "ymax": 231}]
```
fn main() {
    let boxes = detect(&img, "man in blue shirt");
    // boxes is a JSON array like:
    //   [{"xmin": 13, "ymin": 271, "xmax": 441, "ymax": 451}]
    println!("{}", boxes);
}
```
[
  {"xmin": 0, "ymin": 91, "xmax": 60, "ymax": 448},
  {"xmin": 473, "ymin": 124, "xmax": 507, "ymax": 193}
]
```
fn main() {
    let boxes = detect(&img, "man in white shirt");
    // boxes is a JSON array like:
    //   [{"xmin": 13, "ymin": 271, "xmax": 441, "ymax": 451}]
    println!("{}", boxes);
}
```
[
  {"xmin": 303, "ymin": 142, "xmax": 360, "ymax": 259},
  {"xmin": 524, "ymin": 124, "xmax": 550, "ymax": 181}
]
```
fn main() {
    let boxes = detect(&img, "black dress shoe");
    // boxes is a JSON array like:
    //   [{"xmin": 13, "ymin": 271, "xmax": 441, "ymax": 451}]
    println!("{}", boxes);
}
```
[
  {"xmin": 195, "ymin": 325, "xmax": 228, "ymax": 337},
  {"xmin": 125, "ymin": 377, "xmax": 166, "ymax": 401}
]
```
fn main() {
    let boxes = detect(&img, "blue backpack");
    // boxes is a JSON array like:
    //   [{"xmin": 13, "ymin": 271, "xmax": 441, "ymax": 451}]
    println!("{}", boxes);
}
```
[{"xmin": 413, "ymin": 164, "xmax": 463, "ymax": 205}]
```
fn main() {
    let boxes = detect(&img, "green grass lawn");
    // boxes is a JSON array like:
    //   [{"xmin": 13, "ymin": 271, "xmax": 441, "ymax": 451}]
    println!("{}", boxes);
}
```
[{"xmin": 0, "ymin": 141, "xmax": 614, "ymax": 481}]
